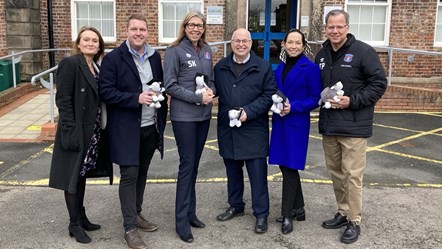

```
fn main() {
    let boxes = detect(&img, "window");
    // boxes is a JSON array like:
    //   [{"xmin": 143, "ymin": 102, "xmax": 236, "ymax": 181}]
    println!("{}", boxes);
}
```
[
  {"xmin": 346, "ymin": 0, "xmax": 391, "ymax": 46},
  {"xmin": 158, "ymin": 0, "xmax": 203, "ymax": 43},
  {"xmin": 71, "ymin": 0, "xmax": 116, "ymax": 42},
  {"xmin": 435, "ymin": 0, "xmax": 442, "ymax": 46}
]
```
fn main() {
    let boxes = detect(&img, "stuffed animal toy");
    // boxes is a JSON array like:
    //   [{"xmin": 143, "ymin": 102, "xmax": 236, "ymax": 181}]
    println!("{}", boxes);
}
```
[
  {"xmin": 271, "ymin": 89, "xmax": 287, "ymax": 115},
  {"xmin": 146, "ymin": 79, "xmax": 165, "ymax": 109},
  {"xmin": 195, "ymin": 73, "xmax": 209, "ymax": 95},
  {"xmin": 228, "ymin": 107, "xmax": 243, "ymax": 127},
  {"xmin": 318, "ymin": 81, "xmax": 344, "ymax": 109}
]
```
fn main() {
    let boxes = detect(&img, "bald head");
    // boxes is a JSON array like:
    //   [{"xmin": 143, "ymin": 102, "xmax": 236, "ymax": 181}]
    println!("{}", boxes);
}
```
[{"xmin": 231, "ymin": 28, "xmax": 251, "ymax": 41}]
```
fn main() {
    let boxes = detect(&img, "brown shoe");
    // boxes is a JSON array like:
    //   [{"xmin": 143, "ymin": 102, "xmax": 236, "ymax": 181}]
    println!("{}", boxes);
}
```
[
  {"xmin": 137, "ymin": 214, "xmax": 158, "ymax": 232},
  {"xmin": 124, "ymin": 229, "xmax": 147, "ymax": 249}
]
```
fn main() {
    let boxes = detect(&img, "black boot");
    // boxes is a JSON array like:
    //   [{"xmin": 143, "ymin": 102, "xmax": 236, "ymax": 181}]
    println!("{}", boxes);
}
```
[
  {"xmin": 281, "ymin": 217, "xmax": 293, "ymax": 235},
  {"xmin": 68, "ymin": 223, "xmax": 92, "ymax": 243},
  {"xmin": 79, "ymin": 207, "xmax": 101, "ymax": 231}
]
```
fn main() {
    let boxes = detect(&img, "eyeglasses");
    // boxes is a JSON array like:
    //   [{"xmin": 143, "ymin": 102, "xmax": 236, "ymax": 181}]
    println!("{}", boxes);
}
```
[
  {"xmin": 326, "ymin": 25, "xmax": 348, "ymax": 31},
  {"xmin": 186, "ymin": 23, "xmax": 205, "ymax": 30},
  {"xmin": 231, "ymin": 39, "xmax": 251, "ymax": 45}
]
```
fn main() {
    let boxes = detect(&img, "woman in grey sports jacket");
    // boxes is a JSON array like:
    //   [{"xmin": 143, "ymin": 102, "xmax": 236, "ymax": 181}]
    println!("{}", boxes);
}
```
[{"xmin": 163, "ymin": 10, "xmax": 216, "ymax": 243}]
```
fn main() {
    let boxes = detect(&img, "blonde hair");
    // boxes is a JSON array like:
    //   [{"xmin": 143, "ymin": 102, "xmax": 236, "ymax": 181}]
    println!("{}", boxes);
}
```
[
  {"xmin": 170, "ymin": 10, "xmax": 207, "ymax": 47},
  {"xmin": 72, "ymin": 26, "xmax": 105, "ymax": 63}
]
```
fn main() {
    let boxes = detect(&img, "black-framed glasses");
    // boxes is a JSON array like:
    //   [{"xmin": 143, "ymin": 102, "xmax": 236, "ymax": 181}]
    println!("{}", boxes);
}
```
[{"xmin": 186, "ymin": 23, "xmax": 205, "ymax": 30}]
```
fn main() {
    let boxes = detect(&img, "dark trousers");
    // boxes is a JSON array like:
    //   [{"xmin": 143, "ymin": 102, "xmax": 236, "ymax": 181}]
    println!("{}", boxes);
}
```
[
  {"xmin": 224, "ymin": 158, "xmax": 270, "ymax": 219},
  {"xmin": 280, "ymin": 166, "xmax": 304, "ymax": 217},
  {"xmin": 119, "ymin": 125, "xmax": 158, "ymax": 232},
  {"xmin": 172, "ymin": 120, "xmax": 210, "ymax": 236}
]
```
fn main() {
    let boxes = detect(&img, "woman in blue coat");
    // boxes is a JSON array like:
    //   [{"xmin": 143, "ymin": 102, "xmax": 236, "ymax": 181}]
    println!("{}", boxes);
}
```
[{"xmin": 269, "ymin": 29, "xmax": 322, "ymax": 235}]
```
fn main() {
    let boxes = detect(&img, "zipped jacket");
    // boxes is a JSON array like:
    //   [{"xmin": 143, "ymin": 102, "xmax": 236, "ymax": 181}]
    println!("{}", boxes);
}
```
[
  {"xmin": 315, "ymin": 34, "xmax": 387, "ymax": 137},
  {"xmin": 163, "ymin": 37, "xmax": 215, "ymax": 122}
]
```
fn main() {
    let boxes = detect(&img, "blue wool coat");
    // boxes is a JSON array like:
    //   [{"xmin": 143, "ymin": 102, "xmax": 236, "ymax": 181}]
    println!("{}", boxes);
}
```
[
  {"xmin": 98, "ymin": 42, "xmax": 167, "ymax": 166},
  {"xmin": 268, "ymin": 54, "xmax": 322, "ymax": 170}
]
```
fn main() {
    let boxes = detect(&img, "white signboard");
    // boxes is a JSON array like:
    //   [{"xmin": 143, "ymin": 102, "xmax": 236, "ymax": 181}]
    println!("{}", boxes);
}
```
[
  {"xmin": 206, "ymin": 6, "xmax": 223, "ymax": 24},
  {"xmin": 301, "ymin": 16, "xmax": 309, "ymax": 27}
]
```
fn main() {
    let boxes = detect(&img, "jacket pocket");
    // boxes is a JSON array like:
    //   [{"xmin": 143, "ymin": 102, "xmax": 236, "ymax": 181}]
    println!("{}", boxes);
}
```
[{"xmin": 60, "ymin": 121, "xmax": 81, "ymax": 151}]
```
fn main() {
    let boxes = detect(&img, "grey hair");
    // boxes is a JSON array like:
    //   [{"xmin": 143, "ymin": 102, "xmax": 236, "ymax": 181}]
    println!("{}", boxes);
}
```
[{"xmin": 325, "ymin": 9, "xmax": 349, "ymax": 25}]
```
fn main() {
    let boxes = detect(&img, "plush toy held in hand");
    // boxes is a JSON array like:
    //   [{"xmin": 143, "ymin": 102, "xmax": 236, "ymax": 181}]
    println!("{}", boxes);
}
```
[
  {"xmin": 145, "ymin": 79, "xmax": 165, "ymax": 109},
  {"xmin": 228, "ymin": 107, "xmax": 243, "ymax": 127},
  {"xmin": 195, "ymin": 73, "xmax": 209, "ymax": 95},
  {"xmin": 271, "ymin": 89, "xmax": 287, "ymax": 115},
  {"xmin": 318, "ymin": 81, "xmax": 344, "ymax": 109}
]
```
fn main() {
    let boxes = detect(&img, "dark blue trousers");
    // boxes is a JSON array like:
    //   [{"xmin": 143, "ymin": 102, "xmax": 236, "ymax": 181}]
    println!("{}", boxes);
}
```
[
  {"xmin": 223, "ymin": 158, "xmax": 270, "ymax": 219},
  {"xmin": 172, "ymin": 120, "xmax": 210, "ymax": 236}
]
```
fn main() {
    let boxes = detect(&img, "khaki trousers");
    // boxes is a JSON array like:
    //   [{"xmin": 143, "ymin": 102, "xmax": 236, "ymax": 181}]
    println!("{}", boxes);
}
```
[{"xmin": 322, "ymin": 135, "xmax": 367, "ymax": 225}]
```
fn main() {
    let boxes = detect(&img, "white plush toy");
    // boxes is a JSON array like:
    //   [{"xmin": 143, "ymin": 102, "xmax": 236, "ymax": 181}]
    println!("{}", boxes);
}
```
[
  {"xmin": 228, "ymin": 107, "xmax": 242, "ymax": 127},
  {"xmin": 318, "ymin": 81, "xmax": 344, "ymax": 109},
  {"xmin": 195, "ymin": 73, "xmax": 208, "ymax": 95},
  {"xmin": 271, "ymin": 90, "xmax": 287, "ymax": 115},
  {"xmin": 146, "ymin": 79, "xmax": 165, "ymax": 109}
]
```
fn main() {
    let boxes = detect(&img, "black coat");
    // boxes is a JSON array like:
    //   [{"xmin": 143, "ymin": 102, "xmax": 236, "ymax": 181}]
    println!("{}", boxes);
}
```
[
  {"xmin": 98, "ymin": 42, "xmax": 167, "ymax": 165},
  {"xmin": 315, "ymin": 34, "xmax": 388, "ymax": 137},
  {"xmin": 214, "ymin": 52, "xmax": 276, "ymax": 160},
  {"xmin": 49, "ymin": 55, "xmax": 113, "ymax": 193}
]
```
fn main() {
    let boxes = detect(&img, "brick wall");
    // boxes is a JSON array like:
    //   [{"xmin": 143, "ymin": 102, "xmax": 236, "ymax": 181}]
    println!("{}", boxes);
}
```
[
  {"xmin": 0, "ymin": 1, "xmax": 7, "ymax": 56},
  {"xmin": 377, "ymin": 85, "xmax": 442, "ymax": 112},
  {"xmin": 39, "ymin": 0, "xmax": 226, "ymax": 65}
]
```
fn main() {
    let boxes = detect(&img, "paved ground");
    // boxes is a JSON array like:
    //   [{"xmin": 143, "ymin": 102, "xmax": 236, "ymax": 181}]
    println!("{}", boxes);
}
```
[{"xmin": 0, "ymin": 90, "xmax": 441, "ymax": 248}]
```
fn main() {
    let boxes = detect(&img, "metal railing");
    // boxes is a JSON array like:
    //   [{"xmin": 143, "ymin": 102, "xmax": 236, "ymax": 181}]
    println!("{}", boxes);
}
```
[
  {"xmin": 0, "ymin": 48, "xmax": 71, "ymax": 88},
  {"xmin": 30, "ymin": 66, "xmax": 58, "ymax": 123},
  {"xmin": 375, "ymin": 46, "xmax": 442, "ymax": 85},
  {"xmin": 308, "ymin": 41, "xmax": 442, "ymax": 85},
  {"xmin": 27, "ymin": 41, "xmax": 231, "ymax": 123},
  {"xmin": 24, "ymin": 40, "xmax": 442, "ymax": 123}
]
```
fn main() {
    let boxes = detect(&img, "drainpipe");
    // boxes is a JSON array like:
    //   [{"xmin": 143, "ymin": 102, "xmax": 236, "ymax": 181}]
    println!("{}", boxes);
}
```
[{"xmin": 47, "ymin": 0, "xmax": 55, "ymax": 67}]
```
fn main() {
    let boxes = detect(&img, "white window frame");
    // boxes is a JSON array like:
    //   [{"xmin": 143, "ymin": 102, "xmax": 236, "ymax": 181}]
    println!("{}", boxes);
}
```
[
  {"xmin": 345, "ymin": 0, "xmax": 392, "ymax": 46},
  {"xmin": 158, "ymin": 0, "xmax": 204, "ymax": 44},
  {"xmin": 435, "ymin": 0, "xmax": 442, "ymax": 47},
  {"xmin": 71, "ymin": 0, "xmax": 116, "ymax": 42}
]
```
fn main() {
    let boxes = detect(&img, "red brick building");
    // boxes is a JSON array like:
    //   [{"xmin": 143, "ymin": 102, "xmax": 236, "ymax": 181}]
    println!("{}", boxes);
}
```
[{"xmin": 1, "ymin": 0, "xmax": 441, "ymax": 111}]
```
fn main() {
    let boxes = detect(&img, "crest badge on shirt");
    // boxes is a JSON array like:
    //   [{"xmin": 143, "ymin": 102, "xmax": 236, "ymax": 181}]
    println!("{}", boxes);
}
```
[
  {"xmin": 204, "ymin": 52, "xmax": 211, "ymax": 60},
  {"xmin": 344, "ymin": 54, "xmax": 353, "ymax": 63}
]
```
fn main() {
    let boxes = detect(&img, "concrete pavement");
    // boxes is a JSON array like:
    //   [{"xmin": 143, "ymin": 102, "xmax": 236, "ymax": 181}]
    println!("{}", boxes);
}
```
[{"xmin": 0, "ymin": 181, "xmax": 441, "ymax": 249}]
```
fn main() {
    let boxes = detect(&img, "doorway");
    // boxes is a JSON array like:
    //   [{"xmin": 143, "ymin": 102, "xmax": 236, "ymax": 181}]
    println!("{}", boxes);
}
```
[{"xmin": 248, "ymin": 0, "xmax": 298, "ymax": 67}]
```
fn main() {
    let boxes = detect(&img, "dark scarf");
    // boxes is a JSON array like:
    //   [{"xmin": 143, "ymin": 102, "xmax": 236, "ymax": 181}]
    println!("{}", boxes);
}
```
[{"xmin": 282, "ymin": 55, "xmax": 301, "ymax": 85}]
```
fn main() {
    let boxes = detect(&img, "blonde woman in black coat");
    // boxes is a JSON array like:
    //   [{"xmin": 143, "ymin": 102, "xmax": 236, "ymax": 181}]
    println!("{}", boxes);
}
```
[{"xmin": 49, "ymin": 26, "xmax": 112, "ymax": 244}]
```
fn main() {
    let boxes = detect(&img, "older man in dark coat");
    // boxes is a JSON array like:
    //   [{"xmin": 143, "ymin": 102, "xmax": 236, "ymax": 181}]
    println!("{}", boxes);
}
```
[{"xmin": 214, "ymin": 28, "xmax": 276, "ymax": 234}]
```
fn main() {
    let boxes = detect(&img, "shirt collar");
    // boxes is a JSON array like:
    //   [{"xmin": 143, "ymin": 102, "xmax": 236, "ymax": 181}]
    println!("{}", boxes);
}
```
[
  {"xmin": 233, "ymin": 53, "xmax": 251, "ymax": 64},
  {"xmin": 126, "ymin": 40, "xmax": 149, "ymax": 63}
]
